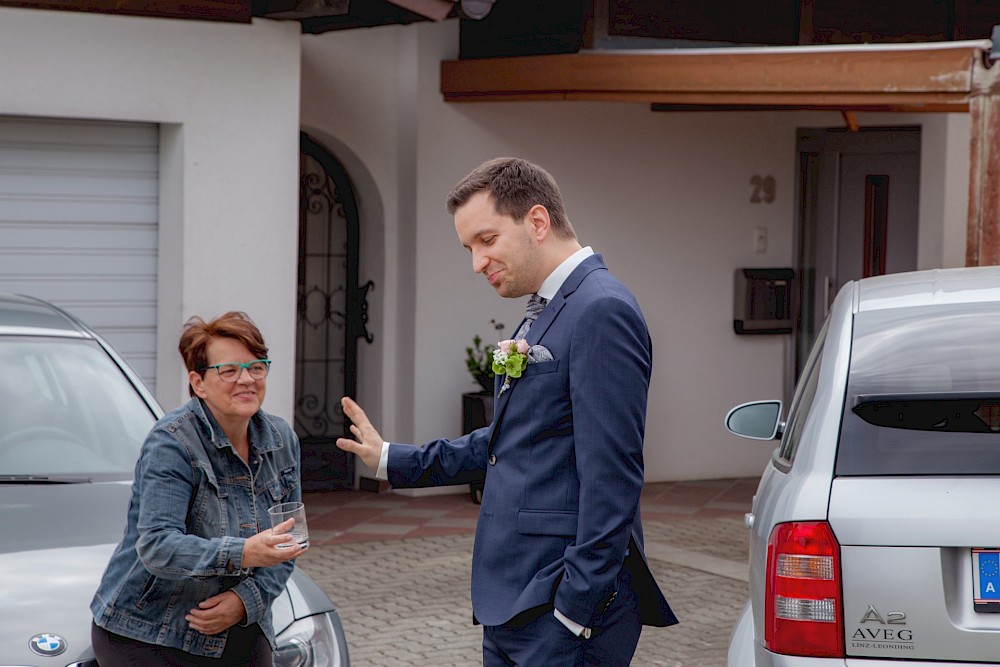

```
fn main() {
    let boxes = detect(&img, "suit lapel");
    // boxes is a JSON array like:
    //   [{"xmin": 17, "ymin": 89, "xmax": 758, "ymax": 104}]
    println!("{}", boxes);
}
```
[
  {"xmin": 491, "ymin": 254, "xmax": 608, "ymax": 434},
  {"xmin": 525, "ymin": 253, "xmax": 606, "ymax": 346}
]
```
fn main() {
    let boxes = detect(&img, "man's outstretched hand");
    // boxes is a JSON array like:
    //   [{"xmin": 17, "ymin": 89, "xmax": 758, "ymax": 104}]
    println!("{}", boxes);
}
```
[{"xmin": 336, "ymin": 396, "xmax": 384, "ymax": 470}]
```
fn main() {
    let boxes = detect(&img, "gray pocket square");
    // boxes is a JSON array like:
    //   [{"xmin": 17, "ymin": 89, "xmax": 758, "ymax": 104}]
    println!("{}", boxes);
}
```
[{"xmin": 527, "ymin": 345, "xmax": 553, "ymax": 363}]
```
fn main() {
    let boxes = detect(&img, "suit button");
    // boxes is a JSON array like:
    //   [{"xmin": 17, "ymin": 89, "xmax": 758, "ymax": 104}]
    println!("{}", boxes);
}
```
[{"xmin": 488, "ymin": 454, "xmax": 497, "ymax": 465}]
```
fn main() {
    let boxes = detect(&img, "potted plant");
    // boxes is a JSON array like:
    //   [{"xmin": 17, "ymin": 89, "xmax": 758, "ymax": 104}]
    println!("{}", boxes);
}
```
[{"xmin": 464, "ymin": 320, "xmax": 504, "ymax": 503}]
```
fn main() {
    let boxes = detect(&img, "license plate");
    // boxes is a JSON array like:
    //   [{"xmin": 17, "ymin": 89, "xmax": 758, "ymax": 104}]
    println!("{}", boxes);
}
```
[{"xmin": 973, "ymin": 549, "xmax": 1000, "ymax": 612}]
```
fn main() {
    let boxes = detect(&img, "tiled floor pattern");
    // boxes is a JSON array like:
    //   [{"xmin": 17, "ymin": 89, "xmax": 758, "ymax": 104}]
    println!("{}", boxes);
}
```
[{"xmin": 302, "ymin": 477, "xmax": 758, "ymax": 546}]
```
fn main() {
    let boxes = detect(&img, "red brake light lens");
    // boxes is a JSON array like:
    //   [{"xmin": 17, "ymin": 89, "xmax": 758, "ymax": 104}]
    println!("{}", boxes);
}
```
[{"xmin": 764, "ymin": 521, "xmax": 844, "ymax": 658}]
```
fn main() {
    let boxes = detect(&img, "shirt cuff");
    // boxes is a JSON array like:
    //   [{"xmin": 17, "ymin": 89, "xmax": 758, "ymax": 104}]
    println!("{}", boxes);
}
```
[
  {"xmin": 554, "ymin": 607, "xmax": 591, "ymax": 639},
  {"xmin": 376, "ymin": 441, "xmax": 390, "ymax": 480}
]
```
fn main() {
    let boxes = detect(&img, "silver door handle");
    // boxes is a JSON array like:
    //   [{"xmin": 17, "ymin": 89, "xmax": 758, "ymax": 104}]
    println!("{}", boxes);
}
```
[{"xmin": 744, "ymin": 512, "xmax": 755, "ymax": 530}]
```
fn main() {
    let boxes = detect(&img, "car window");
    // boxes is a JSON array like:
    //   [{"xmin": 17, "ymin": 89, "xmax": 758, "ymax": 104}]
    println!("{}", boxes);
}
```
[
  {"xmin": 777, "ymin": 319, "xmax": 828, "ymax": 465},
  {"xmin": 0, "ymin": 336, "xmax": 156, "ymax": 479},
  {"xmin": 836, "ymin": 302, "xmax": 1000, "ymax": 476}
]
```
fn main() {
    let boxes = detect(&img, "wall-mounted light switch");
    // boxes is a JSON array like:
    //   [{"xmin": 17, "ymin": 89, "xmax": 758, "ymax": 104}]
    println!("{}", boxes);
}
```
[{"xmin": 754, "ymin": 226, "xmax": 767, "ymax": 253}]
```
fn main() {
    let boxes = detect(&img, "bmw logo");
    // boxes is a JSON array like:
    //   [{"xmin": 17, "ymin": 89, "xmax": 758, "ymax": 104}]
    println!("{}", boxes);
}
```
[{"xmin": 29, "ymin": 633, "xmax": 67, "ymax": 657}]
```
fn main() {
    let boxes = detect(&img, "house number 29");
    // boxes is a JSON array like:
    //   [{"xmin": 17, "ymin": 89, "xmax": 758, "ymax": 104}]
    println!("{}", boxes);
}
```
[{"xmin": 750, "ymin": 175, "xmax": 776, "ymax": 203}]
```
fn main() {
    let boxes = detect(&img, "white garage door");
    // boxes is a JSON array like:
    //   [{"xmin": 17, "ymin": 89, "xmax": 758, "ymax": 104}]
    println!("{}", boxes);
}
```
[{"xmin": 0, "ymin": 116, "xmax": 159, "ymax": 393}]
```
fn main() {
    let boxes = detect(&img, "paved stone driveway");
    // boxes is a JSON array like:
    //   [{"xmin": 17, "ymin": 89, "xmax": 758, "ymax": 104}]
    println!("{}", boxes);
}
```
[{"xmin": 297, "ymin": 513, "xmax": 750, "ymax": 666}]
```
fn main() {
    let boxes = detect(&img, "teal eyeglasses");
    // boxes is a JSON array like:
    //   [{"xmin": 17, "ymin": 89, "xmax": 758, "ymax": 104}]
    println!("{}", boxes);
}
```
[{"xmin": 200, "ymin": 359, "xmax": 271, "ymax": 382}]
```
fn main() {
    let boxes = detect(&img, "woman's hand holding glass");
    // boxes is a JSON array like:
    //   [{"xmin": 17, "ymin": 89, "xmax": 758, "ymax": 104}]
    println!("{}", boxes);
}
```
[{"xmin": 242, "ymin": 519, "xmax": 306, "ymax": 568}]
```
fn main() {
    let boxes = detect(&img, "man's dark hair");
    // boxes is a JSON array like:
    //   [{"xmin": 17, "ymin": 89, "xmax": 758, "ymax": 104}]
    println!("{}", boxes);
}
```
[{"xmin": 446, "ymin": 157, "xmax": 577, "ymax": 240}]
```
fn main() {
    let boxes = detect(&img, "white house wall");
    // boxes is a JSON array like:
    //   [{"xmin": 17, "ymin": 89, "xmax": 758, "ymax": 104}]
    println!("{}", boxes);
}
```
[
  {"xmin": 0, "ymin": 8, "xmax": 970, "ymax": 484},
  {"xmin": 902, "ymin": 112, "xmax": 971, "ymax": 270},
  {"xmin": 301, "ymin": 25, "xmax": 421, "ymax": 481},
  {"xmin": 412, "ymin": 22, "xmax": 800, "ymax": 482},
  {"xmin": 302, "ymin": 20, "xmax": 971, "ymax": 483},
  {"xmin": 0, "ymin": 8, "xmax": 302, "ymax": 419}
]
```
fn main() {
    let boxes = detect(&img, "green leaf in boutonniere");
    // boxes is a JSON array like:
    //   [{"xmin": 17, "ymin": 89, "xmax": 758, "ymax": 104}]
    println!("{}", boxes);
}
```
[{"xmin": 492, "ymin": 339, "xmax": 529, "ymax": 379}]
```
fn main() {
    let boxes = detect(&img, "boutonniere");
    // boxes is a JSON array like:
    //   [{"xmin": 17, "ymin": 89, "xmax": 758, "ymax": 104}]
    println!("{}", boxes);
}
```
[
  {"xmin": 493, "ymin": 339, "xmax": 528, "ymax": 395},
  {"xmin": 493, "ymin": 339, "xmax": 529, "ymax": 378}
]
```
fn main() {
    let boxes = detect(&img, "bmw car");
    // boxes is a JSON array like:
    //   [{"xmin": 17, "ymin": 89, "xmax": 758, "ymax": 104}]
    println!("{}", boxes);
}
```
[
  {"xmin": 0, "ymin": 293, "xmax": 349, "ymax": 666},
  {"xmin": 726, "ymin": 266, "xmax": 1000, "ymax": 665}
]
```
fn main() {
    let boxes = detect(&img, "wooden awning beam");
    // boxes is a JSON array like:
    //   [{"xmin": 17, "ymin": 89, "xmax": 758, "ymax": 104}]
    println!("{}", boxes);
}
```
[
  {"xmin": 441, "ymin": 41, "xmax": 992, "ymax": 111},
  {"xmin": 474, "ymin": 92, "xmax": 971, "ymax": 112},
  {"xmin": 0, "ymin": 0, "xmax": 251, "ymax": 22},
  {"xmin": 441, "ymin": 40, "xmax": 1000, "ymax": 270}
]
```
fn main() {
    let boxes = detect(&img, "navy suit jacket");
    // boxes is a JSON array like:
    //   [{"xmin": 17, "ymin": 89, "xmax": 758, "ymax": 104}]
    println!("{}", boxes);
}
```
[{"xmin": 388, "ymin": 254, "xmax": 677, "ymax": 629}]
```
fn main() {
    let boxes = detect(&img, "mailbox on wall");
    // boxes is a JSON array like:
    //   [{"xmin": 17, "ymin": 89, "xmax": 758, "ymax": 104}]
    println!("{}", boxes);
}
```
[{"xmin": 734, "ymin": 268, "xmax": 794, "ymax": 335}]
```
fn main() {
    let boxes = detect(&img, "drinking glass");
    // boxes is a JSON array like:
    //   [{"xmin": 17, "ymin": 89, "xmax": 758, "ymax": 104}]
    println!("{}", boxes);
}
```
[{"xmin": 268, "ymin": 501, "xmax": 309, "ymax": 549}]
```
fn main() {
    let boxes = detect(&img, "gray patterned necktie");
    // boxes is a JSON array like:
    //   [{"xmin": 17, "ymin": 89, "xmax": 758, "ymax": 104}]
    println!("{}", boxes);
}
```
[
  {"xmin": 499, "ymin": 294, "xmax": 550, "ymax": 396},
  {"xmin": 514, "ymin": 294, "xmax": 548, "ymax": 341}
]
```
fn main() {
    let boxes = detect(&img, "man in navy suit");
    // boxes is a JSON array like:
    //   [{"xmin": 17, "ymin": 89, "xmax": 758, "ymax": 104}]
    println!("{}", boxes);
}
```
[{"xmin": 337, "ymin": 157, "xmax": 676, "ymax": 666}]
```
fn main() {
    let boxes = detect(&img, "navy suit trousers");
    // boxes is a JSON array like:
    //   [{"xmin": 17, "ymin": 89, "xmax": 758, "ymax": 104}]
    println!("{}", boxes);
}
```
[{"xmin": 482, "ymin": 566, "xmax": 642, "ymax": 667}]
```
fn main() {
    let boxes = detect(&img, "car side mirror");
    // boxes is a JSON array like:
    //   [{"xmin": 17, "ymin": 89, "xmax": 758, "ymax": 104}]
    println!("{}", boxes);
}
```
[{"xmin": 725, "ymin": 400, "xmax": 783, "ymax": 440}]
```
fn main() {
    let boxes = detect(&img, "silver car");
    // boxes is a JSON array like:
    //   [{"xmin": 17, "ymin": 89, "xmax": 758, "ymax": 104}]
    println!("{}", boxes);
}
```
[
  {"xmin": 0, "ymin": 293, "xmax": 349, "ymax": 666},
  {"xmin": 726, "ymin": 266, "xmax": 1000, "ymax": 665}
]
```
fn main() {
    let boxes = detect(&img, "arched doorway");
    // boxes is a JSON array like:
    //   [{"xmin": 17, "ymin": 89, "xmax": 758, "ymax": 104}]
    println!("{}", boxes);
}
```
[{"xmin": 295, "ymin": 132, "xmax": 373, "ymax": 491}]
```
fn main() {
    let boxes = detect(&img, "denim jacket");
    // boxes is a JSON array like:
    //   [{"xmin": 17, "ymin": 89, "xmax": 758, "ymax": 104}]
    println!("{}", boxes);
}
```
[{"xmin": 91, "ymin": 397, "xmax": 301, "ymax": 657}]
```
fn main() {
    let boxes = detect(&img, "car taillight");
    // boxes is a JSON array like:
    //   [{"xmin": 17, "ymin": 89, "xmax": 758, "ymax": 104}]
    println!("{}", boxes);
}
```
[{"xmin": 764, "ymin": 521, "xmax": 844, "ymax": 658}]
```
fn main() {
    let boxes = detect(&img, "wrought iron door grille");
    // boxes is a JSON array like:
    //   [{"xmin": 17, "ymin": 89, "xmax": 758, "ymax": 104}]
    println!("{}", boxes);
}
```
[{"xmin": 295, "ymin": 133, "xmax": 373, "ymax": 491}]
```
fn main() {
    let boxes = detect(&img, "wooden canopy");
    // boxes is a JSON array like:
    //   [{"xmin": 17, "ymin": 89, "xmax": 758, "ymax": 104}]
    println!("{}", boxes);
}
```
[{"xmin": 442, "ymin": 41, "xmax": 1000, "ymax": 266}]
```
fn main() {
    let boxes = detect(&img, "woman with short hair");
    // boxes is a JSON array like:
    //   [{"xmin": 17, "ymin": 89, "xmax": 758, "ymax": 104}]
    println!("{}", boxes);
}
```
[{"xmin": 91, "ymin": 311, "xmax": 305, "ymax": 666}]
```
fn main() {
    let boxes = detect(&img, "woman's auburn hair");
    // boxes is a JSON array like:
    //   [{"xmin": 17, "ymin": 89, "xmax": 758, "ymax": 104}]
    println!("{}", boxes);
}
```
[{"xmin": 179, "ymin": 311, "xmax": 268, "ymax": 396}]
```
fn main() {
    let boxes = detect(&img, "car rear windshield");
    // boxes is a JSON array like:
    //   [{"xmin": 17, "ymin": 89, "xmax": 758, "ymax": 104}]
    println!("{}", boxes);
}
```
[{"xmin": 836, "ymin": 302, "xmax": 1000, "ymax": 476}]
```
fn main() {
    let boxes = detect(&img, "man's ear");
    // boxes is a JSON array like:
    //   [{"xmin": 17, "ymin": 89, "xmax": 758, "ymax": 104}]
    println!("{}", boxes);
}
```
[
  {"xmin": 189, "ymin": 370, "xmax": 208, "ymax": 398},
  {"xmin": 526, "ymin": 204, "xmax": 551, "ymax": 242}
]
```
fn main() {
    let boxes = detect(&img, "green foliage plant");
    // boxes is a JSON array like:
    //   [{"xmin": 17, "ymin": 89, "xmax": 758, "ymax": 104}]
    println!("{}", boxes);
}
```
[{"xmin": 465, "ymin": 319, "xmax": 504, "ymax": 393}]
